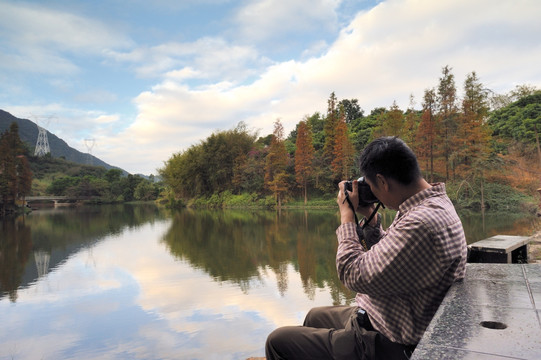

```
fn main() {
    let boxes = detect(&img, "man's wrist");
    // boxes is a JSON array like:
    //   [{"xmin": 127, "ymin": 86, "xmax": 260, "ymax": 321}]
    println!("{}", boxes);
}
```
[{"xmin": 341, "ymin": 212, "xmax": 355, "ymax": 224}]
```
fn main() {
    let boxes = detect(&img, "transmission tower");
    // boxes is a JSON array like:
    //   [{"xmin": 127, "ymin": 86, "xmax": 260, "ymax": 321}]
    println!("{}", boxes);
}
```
[
  {"xmin": 34, "ymin": 250, "xmax": 51, "ymax": 277},
  {"xmin": 32, "ymin": 114, "xmax": 54, "ymax": 157},
  {"xmin": 84, "ymin": 138, "xmax": 96, "ymax": 165}
]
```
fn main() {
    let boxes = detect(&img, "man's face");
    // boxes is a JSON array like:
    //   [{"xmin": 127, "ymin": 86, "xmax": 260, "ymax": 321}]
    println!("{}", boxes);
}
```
[{"xmin": 364, "ymin": 175, "xmax": 394, "ymax": 210}]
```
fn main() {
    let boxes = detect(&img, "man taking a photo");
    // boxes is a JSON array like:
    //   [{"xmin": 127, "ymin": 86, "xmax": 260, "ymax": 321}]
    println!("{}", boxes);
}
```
[{"xmin": 266, "ymin": 136, "xmax": 468, "ymax": 359}]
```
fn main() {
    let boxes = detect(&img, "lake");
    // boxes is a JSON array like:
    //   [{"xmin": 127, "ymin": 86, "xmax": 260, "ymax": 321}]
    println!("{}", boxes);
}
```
[{"xmin": 0, "ymin": 204, "xmax": 538, "ymax": 359}]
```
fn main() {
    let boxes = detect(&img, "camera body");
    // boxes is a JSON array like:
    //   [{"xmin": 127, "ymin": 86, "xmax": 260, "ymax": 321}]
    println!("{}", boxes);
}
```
[{"xmin": 344, "ymin": 177, "xmax": 379, "ymax": 207}]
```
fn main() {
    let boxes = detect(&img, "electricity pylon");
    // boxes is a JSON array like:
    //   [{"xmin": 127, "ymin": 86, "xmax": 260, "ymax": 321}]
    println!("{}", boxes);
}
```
[
  {"xmin": 31, "ymin": 114, "xmax": 54, "ymax": 157},
  {"xmin": 84, "ymin": 138, "xmax": 96, "ymax": 165}
]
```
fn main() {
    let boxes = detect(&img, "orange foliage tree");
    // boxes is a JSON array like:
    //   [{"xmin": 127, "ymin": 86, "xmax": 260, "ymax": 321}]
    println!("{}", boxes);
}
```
[
  {"xmin": 0, "ymin": 123, "xmax": 32, "ymax": 215},
  {"xmin": 437, "ymin": 65, "xmax": 459, "ymax": 180},
  {"xmin": 416, "ymin": 88, "xmax": 438, "ymax": 182},
  {"xmin": 331, "ymin": 105, "xmax": 354, "ymax": 182},
  {"xmin": 294, "ymin": 119, "xmax": 315, "ymax": 204},
  {"xmin": 375, "ymin": 101, "xmax": 405, "ymax": 138},
  {"xmin": 455, "ymin": 71, "xmax": 492, "ymax": 172}
]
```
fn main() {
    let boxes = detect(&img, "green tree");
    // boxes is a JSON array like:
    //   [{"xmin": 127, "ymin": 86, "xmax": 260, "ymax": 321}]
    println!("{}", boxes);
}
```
[
  {"xmin": 338, "ymin": 98, "xmax": 363, "ymax": 123},
  {"xmin": 159, "ymin": 123, "xmax": 256, "ymax": 199},
  {"xmin": 489, "ymin": 91, "xmax": 541, "ymax": 154},
  {"xmin": 47, "ymin": 176, "xmax": 79, "ymax": 195},
  {"xmin": 265, "ymin": 119, "xmax": 289, "ymax": 207},
  {"xmin": 134, "ymin": 180, "xmax": 158, "ymax": 201},
  {"xmin": 105, "ymin": 168, "xmax": 122, "ymax": 183}
]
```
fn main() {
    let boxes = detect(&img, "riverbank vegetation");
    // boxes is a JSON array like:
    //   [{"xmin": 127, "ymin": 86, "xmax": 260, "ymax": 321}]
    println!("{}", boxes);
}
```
[
  {"xmin": 0, "ymin": 123, "xmax": 32, "ymax": 216},
  {"xmin": 160, "ymin": 66, "xmax": 540, "ymax": 213},
  {"xmin": 2, "ymin": 66, "xmax": 539, "ymax": 215},
  {"xmin": 0, "ymin": 124, "xmax": 164, "ymax": 215}
]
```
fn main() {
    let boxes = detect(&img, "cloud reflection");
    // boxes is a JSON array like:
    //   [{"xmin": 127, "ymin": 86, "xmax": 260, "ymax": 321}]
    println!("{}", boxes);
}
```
[{"xmin": 1, "ymin": 216, "xmax": 343, "ymax": 359}]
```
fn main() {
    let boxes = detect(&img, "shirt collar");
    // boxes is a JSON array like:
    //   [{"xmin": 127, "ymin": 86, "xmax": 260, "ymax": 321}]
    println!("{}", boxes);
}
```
[{"xmin": 398, "ymin": 182, "xmax": 446, "ymax": 214}]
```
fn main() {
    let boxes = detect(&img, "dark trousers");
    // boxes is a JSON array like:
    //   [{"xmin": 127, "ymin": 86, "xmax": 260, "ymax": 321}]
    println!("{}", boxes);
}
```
[{"xmin": 265, "ymin": 306, "xmax": 414, "ymax": 360}]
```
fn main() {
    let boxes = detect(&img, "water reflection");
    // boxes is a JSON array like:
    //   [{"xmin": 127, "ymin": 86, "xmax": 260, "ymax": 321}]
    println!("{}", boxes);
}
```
[
  {"xmin": 0, "ymin": 204, "xmax": 167, "ymax": 302},
  {"xmin": 0, "ymin": 205, "xmax": 538, "ymax": 359},
  {"xmin": 161, "ymin": 209, "xmax": 354, "ymax": 303},
  {"xmin": 0, "ymin": 216, "xmax": 32, "ymax": 302},
  {"xmin": 1, "ymin": 206, "xmax": 355, "ymax": 359}
]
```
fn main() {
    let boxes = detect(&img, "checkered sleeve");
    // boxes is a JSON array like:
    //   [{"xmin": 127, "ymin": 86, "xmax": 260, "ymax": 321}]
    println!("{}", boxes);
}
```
[{"xmin": 336, "ymin": 217, "xmax": 442, "ymax": 296}]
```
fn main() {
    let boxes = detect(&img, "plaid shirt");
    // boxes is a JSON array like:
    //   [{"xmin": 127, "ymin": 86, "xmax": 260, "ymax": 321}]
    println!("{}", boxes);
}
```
[{"xmin": 336, "ymin": 183, "xmax": 467, "ymax": 345}]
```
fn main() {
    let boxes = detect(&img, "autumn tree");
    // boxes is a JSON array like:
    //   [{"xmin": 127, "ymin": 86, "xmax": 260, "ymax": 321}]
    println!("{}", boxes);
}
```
[
  {"xmin": 265, "ymin": 119, "xmax": 289, "ymax": 208},
  {"xmin": 323, "ymin": 92, "xmax": 339, "ymax": 161},
  {"xmin": 416, "ymin": 88, "xmax": 438, "ymax": 182},
  {"xmin": 403, "ymin": 94, "xmax": 421, "ymax": 152},
  {"xmin": 318, "ymin": 92, "xmax": 340, "ymax": 191},
  {"xmin": 0, "ymin": 122, "xmax": 32, "ymax": 215},
  {"xmin": 330, "ymin": 105, "xmax": 355, "ymax": 182},
  {"xmin": 455, "ymin": 72, "xmax": 492, "ymax": 172},
  {"xmin": 294, "ymin": 119, "xmax": 315, "ymax": 204},
  {"xmin": 437, "ymin": 65, "xmax": 459, "ymax": 179},
  {"xmin": 374, "ymin": 101, "xmax": 405, "ymax": 138}
]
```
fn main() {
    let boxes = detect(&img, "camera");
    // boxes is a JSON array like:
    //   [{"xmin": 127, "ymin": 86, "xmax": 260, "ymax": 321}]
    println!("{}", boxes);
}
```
[{"xmin": 344, "ymin": 177, "xmax": 379, "ymax": 207}]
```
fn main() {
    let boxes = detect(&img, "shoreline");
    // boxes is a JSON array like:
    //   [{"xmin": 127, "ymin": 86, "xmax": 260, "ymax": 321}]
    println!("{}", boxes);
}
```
[{"xmin": 529, "ymin": 229, "xmax": 541, "ymax": 263}]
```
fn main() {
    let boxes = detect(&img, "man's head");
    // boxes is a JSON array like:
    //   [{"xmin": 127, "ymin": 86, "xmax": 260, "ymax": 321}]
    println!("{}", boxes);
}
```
[
  {"xmin": 358, "ymin": 137, "xmax": 426, "ymax": 209},
  {"xmin": 360, "ymin": 136, "xmax": 421, "ymax": 186}
]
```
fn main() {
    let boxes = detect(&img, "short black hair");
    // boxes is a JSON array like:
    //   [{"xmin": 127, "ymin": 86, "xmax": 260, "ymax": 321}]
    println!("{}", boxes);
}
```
[{"xmin": 360, "ymin": 136, "xmax": 421, "ymax": 185}]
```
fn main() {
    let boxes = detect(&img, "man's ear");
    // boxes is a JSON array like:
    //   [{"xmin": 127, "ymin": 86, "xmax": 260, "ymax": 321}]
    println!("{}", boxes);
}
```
[{"xmin": 376, "ymin": 174, "xmax": 389, "ymax": 191}]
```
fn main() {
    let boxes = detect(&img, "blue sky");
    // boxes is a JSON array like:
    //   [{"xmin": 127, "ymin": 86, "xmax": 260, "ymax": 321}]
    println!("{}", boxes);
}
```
[{"xmin": 1, "ymin": 0, "xmax": 540, "ymax": 175}]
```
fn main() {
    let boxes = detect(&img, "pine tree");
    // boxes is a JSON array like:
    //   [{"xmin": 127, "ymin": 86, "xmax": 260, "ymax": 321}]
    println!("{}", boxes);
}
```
[
  {"xmin": 331, "ymin": 105, "xmax": 354, "ymax": 182},
  {"xmin": 416, "ymin": 89, "xmax": 438, "ymax": 182},
  {"xmin": 0, "ymin": 123, "xmax": 32, "ymax": 215},
  {"xmin": 323, "ymin": 92, "xmax": 339, "ymax": 162},
  {"xmin": 265, "ymin": 119, "xmax": 289, "ymax": 208},
  {"xmin": 456, "ymin": 72, "xmax": 492, "ymax": 173},
  {"xmin": 294, "ymin": 119, "xmax": 315, "ymax": 204},
  {"xmin": 437, "ymin": 65, "xmax": 459, "ymax": 180}
]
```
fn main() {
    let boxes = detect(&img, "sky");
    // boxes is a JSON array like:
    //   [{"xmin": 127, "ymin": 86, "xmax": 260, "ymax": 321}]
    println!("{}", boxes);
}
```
[{"xmin": 1, "ymin": 0, "xmax": 540, "ymax": 175}]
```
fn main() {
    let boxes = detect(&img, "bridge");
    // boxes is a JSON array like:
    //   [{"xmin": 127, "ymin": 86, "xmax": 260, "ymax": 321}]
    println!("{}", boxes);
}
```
[{"xmin": 25, "ymin": 196, "xmax": 80, "ymax": 207}]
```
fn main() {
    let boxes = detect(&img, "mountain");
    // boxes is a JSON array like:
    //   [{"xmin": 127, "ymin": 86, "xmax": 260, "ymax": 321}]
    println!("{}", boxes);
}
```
[{"xmin": 0, "ymin": 109, "xmax": 126, "ymax": 173}]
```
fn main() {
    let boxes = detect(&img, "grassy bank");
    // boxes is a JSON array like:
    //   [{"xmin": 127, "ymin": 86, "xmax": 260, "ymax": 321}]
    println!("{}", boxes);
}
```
[{"xmin": 182, "ymin": 182, "xmax": 538, "ymax": 214}]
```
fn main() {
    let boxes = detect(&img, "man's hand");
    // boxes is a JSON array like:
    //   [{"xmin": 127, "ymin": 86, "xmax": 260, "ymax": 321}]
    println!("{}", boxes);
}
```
[{"xmin": 337, "ymin": 180, "xmax": 358, "ymax": 224}]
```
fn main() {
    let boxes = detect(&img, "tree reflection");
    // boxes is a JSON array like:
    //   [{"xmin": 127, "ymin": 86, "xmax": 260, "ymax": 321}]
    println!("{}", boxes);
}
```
[
  {"xmin": 0, "ymin": 204, "xmax": 167, "ymax": 302},
  {"xmin": 161, "ymin": 209, "xmax": 355, "ymax": 304},
  {"xmin": 0, "ymin": 217, "xmax": 32, "ymax": 302}
]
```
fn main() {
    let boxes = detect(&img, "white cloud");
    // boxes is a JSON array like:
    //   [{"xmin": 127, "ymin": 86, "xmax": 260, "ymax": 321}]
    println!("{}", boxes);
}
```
[
  {"xmin": 0, "ymin": 2, "xmax": 132, "ymax": 52},
  {"xmin": 107, "ymin": 0, "xmax": 541, "ymax": 175},
  {"xmin": 106, "ymin": 37, "xmax": 269, "ymax": 83},
  {"xmin": 2, "ymin": 220, "xmax": 334, "ymax": 359},
  {"xmin": 0, "ymin": 2, "xmax": 132, "ymax": 74},
  {"xmin": 3, "ymin": 0, "xmax": 541, "ymax": 175},
  {"xmin": 233, "ymin": 0, "xmax": 340, "ymax": 42}
]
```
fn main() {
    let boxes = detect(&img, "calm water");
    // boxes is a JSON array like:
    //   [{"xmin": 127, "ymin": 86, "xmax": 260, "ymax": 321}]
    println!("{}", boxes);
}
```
[{"xmin": 0, "ymin": 204, "xmax": 538, "ymax": 359}]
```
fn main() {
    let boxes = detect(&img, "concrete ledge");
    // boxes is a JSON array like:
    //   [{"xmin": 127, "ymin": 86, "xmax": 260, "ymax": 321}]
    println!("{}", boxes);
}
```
[
  {"xmin": 468, "ymin": 235, "xmax": 531, "ymax": 263},
  {"xmin": 411, "ymin": 263, "xmax": 541, "ymax": 359}
]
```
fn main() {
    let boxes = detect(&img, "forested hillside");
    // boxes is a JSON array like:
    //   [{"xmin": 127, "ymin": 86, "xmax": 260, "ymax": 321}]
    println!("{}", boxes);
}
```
[
  {"xmin": 160, "ymin": 67, "xmax": 540, "ymax": 211},
  {"xmin": 1, "ymin": 122, "xmax": 162, "ymax": 216},
  {"xmin": 0, "ymin": 110, "xmax": 121, "ymax": 171}
]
